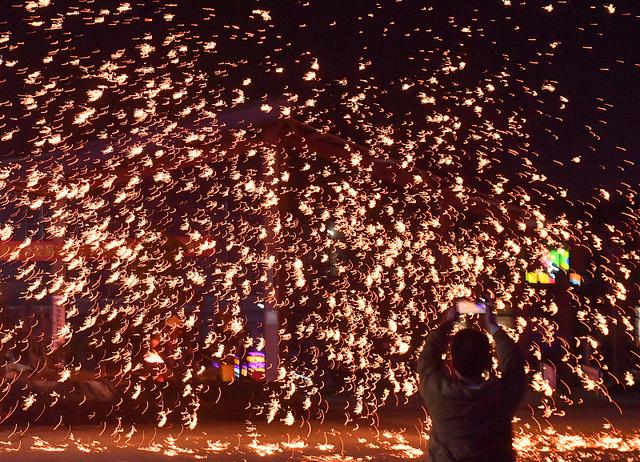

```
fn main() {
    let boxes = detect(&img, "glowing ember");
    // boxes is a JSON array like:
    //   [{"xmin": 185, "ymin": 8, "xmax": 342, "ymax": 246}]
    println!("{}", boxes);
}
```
[{"xmin": 143, "ymin": 351, "xmax": 165, "ymax": 364}]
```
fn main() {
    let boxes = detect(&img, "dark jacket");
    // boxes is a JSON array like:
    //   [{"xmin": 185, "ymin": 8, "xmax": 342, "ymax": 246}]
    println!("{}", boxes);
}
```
[{"xmin": 418, "ymin": 323, "xmax": 527, "ymax": 462}]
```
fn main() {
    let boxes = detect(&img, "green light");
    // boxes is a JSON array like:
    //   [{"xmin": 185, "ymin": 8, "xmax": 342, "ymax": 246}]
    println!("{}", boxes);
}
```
[{"xmin": 548, "ymin": 248, "xmax": 569, "ymax": 271}]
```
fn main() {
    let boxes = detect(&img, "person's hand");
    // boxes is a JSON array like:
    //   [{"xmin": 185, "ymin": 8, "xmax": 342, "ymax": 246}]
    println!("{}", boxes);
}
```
[
  {"xmin": 484, "ymin": 300, "xmax": 501, "ymax": 335},
  {"xmin": 444, "ymin": 305, "xmax": 459, "ymax": 325}
]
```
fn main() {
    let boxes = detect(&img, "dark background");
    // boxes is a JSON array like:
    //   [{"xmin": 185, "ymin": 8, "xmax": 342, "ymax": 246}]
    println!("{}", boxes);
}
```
[{"xmin": 1, "ymin": 1, "xmax": 639, "ymax": 218}]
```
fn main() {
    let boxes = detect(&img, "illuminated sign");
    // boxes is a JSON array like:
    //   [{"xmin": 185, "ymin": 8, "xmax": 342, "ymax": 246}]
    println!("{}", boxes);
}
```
[
  {"xmin": 547, "ymin": 248, "xmax": 570, "ymax": 271},
  {"xmin": 246, "ymin": 351, "xmax": 266, "ymax": 372},
  {"xmin": 526, "ymin": 248, "xmax": 580, "ymax": 285},
  {"xmin": 526, "ymin": 271, "xmax": 555, "ymax": 284},
  {"xmin": 233, "ymin": 356, "xmax": 240, "ymax": 379},
  {"xmin": 246, "ymin": 351, "xmax": 266, "ymax": 381},
  {"xmin": 569, "ymin": 272, "xmax": 582, "ymax": 286}
]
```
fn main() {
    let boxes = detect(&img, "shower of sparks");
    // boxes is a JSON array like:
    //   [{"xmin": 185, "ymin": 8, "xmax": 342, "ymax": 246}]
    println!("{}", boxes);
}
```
[
  {"xmin": 0, "ymin": 424, "xmax": 638, "ymax": 461},
  {"xmin": 0, "ymin": 0, "xmax": 639, "ymax": 457}
]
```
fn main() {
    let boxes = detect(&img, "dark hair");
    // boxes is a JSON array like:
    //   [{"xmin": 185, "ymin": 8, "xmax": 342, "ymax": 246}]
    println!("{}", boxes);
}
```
[{"xmin": 450, "ymin": 329, "xmax": 492, "ymax": 380}]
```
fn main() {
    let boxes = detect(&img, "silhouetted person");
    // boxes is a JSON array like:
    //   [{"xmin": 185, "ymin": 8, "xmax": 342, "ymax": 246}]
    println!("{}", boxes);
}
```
[{"xmin": 418, "ymin": 300, "xmax": 526, "ymax": 462}]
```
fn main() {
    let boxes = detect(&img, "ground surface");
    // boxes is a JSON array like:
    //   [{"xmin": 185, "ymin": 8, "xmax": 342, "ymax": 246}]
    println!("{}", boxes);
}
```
[{"xmin": 0, "ymin": 403, "xmax": 639, "ymax": 461}]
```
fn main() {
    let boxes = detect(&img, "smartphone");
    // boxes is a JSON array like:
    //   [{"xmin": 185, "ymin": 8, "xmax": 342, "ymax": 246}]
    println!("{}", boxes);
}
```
[{"xmin": 456, "ymin": 299, "xmax": 487, "ymax": 314}]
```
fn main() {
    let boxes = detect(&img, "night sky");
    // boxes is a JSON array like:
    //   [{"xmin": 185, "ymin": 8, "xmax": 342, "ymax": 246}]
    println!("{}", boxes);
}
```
[
  {"xmin": 266, "ymin": 1, "xmax": 640, "ymax": 206},
  {"xmin": 2, "ymin": 1, "xmax": 639, "ymax": 213}
]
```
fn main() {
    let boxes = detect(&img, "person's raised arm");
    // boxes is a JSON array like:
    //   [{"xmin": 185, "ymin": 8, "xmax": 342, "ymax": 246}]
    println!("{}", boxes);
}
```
[
  {"xmin": 484, "ymin": 302, "xmax": 527, "ymax": 413},
  {"xmin": 417, "ymin": 307, "xmax": 458, "ymax": 392}
]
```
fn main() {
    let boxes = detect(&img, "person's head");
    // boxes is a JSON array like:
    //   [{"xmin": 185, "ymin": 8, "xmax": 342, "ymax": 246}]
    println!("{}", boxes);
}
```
[{"xmin": 450, "ymin": 328, "xmax": 492, "ymax": 381}]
